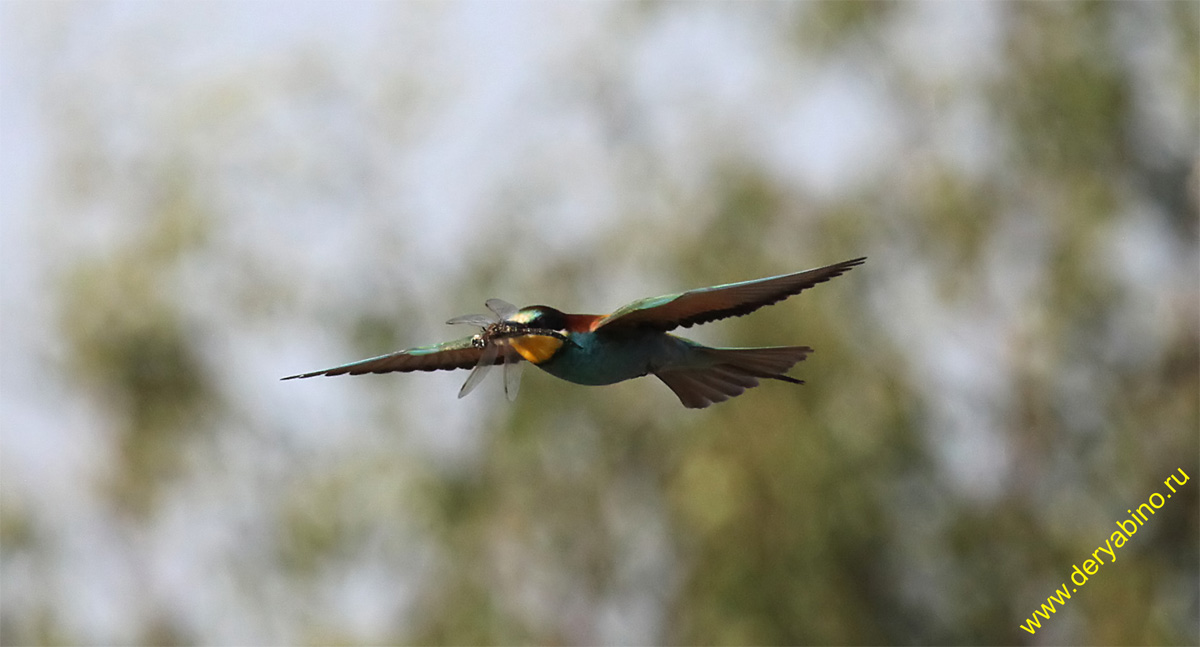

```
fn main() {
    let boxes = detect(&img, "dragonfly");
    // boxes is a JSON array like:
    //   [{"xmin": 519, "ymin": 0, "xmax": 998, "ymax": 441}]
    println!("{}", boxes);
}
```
[{"xmin": 445, "ymin": 298, "xmax": 568, "ymax": 401}]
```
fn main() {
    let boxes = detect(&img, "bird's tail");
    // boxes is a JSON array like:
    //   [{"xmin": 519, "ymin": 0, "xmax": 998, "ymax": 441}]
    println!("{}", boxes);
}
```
[{"xmin": 654, "ymin": 346, "xmax": 812, "ymax": 409}]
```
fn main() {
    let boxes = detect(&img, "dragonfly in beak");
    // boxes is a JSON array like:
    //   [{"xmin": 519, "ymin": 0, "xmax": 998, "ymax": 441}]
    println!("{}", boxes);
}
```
[{"xmin": 446, "ymin": 298, "xmax": 567, "ymax": 401}]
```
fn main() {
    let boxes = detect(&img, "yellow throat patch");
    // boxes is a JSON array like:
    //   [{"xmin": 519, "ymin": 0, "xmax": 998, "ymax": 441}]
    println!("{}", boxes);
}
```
[{"xmin": 507, "ymin": 334, "xmax": 564, "ymax": 364}]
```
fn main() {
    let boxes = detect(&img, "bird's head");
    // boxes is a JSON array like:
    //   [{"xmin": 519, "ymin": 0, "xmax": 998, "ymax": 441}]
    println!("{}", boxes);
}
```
[
  {"xmin": 509, "ymin": 306, "xmax": 569, "ymax": 333},
  {"xmin": 501, "ymin": 306, "xmax": 572, "ymax": 364}
]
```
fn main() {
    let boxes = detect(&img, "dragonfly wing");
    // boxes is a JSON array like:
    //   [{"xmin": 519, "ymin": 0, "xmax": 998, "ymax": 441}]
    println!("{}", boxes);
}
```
[
  {"xmin": 502, "ymin": 343, "xmax": 524, "ymax": 402},
  {"xmin": 446, "ymin": 313, "xmax": 496, "ymax": 326},
  {"xmin": 457, "ymin": 340, "xmax": 499, "ymax": 399},
  {"xmin": 486, "ymin": 298, "xmax": 519, "ymax": 320}
]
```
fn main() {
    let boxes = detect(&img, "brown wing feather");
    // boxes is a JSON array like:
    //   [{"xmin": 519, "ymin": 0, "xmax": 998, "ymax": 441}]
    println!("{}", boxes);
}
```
[
  {"xmin": 281, "ymin": 335, "xmax": 497, "ymax": 379},
  {"xmin": 595, "ymin": 257, "xmax": 865, "ymax": 332}
]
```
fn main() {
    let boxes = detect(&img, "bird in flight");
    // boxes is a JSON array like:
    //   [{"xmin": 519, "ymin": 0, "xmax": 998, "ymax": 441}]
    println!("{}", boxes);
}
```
[{"xmin": 283, "ymin": 257, "xmax": 865, "ymax": 408}]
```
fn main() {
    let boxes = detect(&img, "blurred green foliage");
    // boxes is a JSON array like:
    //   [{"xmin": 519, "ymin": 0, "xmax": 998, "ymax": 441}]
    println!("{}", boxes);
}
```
[{"xmin": 59, "ymin": 177, "xmax": 219, "ymax": 517}]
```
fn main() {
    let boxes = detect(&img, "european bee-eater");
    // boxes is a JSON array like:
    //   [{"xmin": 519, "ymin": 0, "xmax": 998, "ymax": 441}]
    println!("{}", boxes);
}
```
[{"xmin": 283, "ymin": 257, "xmax": 865, "ymax": 408}]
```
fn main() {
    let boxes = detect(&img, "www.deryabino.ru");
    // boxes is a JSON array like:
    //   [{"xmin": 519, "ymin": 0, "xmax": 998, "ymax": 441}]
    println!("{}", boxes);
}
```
[{"xmin": 1019, "ymin": 467, "xmax": 1191, "ymax": 635}]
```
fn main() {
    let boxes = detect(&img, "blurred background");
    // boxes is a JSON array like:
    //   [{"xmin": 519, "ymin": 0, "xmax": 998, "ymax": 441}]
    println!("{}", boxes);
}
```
[{"xmin": 1, "ymin": 2, "xmax": 1197, "ymax": 645}]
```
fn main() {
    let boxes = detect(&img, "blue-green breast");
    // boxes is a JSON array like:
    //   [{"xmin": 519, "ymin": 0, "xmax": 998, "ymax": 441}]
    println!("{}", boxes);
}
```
[{"xmin": 534, "ymin": 330, "xmax": 699, "ymax": 386}]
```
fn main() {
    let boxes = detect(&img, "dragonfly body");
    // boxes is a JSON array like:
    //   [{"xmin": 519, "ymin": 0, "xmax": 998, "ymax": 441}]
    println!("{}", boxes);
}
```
[{"xmin": 284, "ymin": 257, "xmax": 865, "ymax": 408}]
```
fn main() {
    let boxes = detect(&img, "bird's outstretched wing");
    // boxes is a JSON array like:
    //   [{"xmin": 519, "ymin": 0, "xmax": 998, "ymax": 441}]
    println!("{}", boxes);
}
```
[
  {"xmin": 593, "ymin": 257, "xmax": 866, "ymax": 332},
  {"xmin": 281, "ymin": 335, "xmax": 499, "ymax": 380}
]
